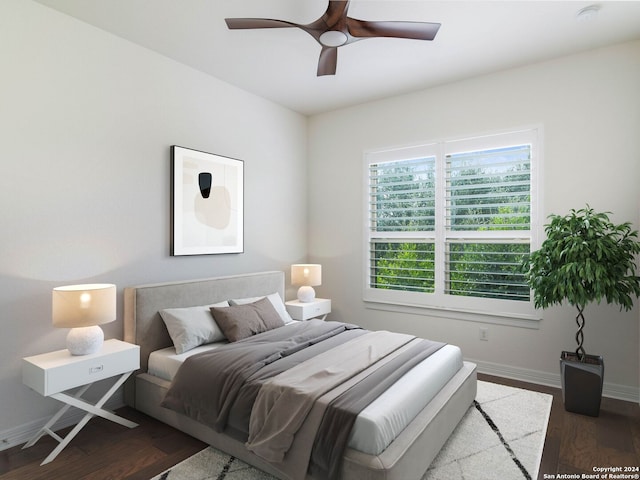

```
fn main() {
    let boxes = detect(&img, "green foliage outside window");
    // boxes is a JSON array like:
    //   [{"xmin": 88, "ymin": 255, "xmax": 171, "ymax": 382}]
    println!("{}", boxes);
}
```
[
  {"xmin": 448, "ymin": 242, "xmax": 530, "ymax": 300},
  {"xmin": 371, "ymin": 242, "xmax": 435, "ymax": 293}
]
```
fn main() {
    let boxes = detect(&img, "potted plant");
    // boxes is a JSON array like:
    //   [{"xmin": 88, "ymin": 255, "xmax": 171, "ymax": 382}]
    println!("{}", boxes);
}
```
[{"xmin": 523, "ymin": 206, "xmax": 640, "ymax": 416}]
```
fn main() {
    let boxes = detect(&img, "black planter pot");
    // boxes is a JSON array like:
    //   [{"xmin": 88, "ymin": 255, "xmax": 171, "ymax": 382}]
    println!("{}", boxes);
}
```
[{"xmin": 560, "ymin": 351, "xmax": 604, "ymax": 417}]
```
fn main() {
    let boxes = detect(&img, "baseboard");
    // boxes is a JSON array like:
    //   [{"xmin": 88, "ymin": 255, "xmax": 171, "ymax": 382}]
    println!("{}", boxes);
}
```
[
  {"xmin": 0, "ymin": 393, "xmax": 124, "ymax": 452},
  {"xmin": 470, "ymin": 357, "xmax": 640, "ymax": 404}
]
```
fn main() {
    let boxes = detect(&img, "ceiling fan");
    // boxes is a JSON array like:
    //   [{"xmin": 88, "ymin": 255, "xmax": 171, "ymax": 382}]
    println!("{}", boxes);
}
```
[{"xmin": 225, "ymin": 1, "xmax": 441, "ymax": 76}]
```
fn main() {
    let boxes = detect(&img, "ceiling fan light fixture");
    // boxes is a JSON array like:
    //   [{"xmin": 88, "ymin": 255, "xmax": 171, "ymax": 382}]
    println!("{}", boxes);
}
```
[{"xmin": 319, "ymin": 30, "xmax": 348, "ymax": 47}]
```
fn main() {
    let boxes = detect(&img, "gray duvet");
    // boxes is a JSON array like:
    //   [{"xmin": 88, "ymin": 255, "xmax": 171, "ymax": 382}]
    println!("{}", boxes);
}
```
[{"xmin": 161, "ymin": 320, "xmax": 444, "ymax": 479}]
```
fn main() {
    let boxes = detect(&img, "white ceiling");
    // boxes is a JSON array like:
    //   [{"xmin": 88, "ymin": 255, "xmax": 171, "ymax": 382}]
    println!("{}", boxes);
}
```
[{"xmin": 34, "ymin": 0, "xmax": 640, "ymax": 115}]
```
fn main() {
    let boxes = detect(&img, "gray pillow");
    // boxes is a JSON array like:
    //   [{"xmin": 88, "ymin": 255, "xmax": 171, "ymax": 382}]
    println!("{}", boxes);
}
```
[
  {"xmin": 160, "ymin": 301, "xmax": 229, "ymax": 354},
  {"xmin": 229, "ymin": 292, "xmax": 295, "ymax": 324},
  {"xmin": 210, "ymin": 297, "xmax": 284, "ymax": 342}
]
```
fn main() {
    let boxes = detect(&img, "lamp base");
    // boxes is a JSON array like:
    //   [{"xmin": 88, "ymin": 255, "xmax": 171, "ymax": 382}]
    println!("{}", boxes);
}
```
[
  {"xmin": 67, "ymin": 326, "xmax": 104, "ymax": 355},
  {"xmin": 297, "ymin": 286, "xmax": 316, "ymax": 303}
]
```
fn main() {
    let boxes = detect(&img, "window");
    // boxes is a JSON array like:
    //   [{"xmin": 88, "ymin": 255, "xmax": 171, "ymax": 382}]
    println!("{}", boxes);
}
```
[{"xmin": 365, "ymin": 128, "xmax": 541, "ymax": 321}]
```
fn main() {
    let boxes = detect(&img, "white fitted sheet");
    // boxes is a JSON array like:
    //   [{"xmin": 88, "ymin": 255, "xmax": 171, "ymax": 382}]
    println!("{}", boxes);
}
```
[{"xmin": 149, "ymin": 341, "xmax": 463, "ymax": 455}]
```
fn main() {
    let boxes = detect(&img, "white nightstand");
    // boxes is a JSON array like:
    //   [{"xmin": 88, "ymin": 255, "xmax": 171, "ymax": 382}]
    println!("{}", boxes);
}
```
[
  {"xmin": 285, "ymin": 298, "xmax": 331, "ymax": 321},
  {"xmin": 22, "ymin": 339, "xmax": 140, "ymax": 465}
]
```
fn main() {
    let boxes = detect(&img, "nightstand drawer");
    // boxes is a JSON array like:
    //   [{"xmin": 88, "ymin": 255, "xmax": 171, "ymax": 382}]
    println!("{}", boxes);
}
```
[
  {"xmin": 22, "ymin": 340, "xmax": 139, "ymax": 396},
  {"xmin": 286, "ymin": 298, "xmax": 331, "ymax": 321}
]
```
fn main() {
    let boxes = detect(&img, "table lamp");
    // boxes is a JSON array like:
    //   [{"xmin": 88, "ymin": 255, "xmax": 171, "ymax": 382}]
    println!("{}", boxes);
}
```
[
  {"xmin": 291, "ymin": 264, "xmax": 321, "ymax": 302},
  {"xmin": 52, "ymin": 284, "xmax": 116, "ymax": 355}
]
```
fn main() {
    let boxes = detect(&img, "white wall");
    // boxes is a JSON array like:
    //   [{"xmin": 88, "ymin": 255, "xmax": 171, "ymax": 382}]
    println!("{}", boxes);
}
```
[
  {"xmin": 308, "ymin": 40, "xmax": 640, "ymax": 399},
  {"xmin": 0, "ymin": 0, "xmax": 307, "ymax": 437}
]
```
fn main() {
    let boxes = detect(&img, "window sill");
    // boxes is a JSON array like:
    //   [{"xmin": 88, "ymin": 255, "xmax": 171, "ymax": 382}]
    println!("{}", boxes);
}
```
[{"xmin": 364, "ymin": 299, "xmax": 542, "ymax": 329}]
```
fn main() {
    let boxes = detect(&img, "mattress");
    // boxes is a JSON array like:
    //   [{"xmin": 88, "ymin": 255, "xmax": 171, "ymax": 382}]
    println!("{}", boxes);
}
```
[{"xmin": 148, "ymin": 341, "xmax": 463, "ymax": 455}]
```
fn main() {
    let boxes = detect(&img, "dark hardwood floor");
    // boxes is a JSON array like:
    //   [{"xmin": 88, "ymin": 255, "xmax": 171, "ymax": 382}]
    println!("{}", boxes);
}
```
[
  {"xmin": 0, "ymin": 406, "xmax": 207, "ymax": 480},
  {"xmin": 1, "ymin": 374, "xmax": 638, "ymax": 479}
]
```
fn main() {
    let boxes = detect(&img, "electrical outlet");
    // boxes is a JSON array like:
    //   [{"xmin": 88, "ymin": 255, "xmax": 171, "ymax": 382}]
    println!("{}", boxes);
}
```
[{"xmin": 479, "ymin": 328, "xmax": 489, "ymax": 341}]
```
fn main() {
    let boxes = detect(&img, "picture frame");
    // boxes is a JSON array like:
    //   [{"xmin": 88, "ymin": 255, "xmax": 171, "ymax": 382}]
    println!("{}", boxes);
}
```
[{"xmin": 171, "ymin": 146, "xmax": 244, "ymax": 256}]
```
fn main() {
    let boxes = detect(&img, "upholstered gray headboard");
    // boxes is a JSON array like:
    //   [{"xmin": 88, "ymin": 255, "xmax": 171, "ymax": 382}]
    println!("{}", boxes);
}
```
[{"xmin": 123, "ymin": 271, "xmax": 285, "ymax": 373}]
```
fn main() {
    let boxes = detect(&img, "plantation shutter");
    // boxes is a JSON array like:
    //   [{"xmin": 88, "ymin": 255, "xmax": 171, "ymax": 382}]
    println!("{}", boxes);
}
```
[
  {"xmin": 364, "ymin": 128, "xmax": 538, "ymax": 315},
  {"xmin": 369, "ymin": 157, "xmax": 436, "ymax": 232},
  {"xmin": 444, "ymin": 144, "xmax": 532, "ymax": 300},
  {"xmin": 445, "ymin": 145, "xmax": 531, "ymax": 231},
  {"xmin": 368, "ymin": 156, "xmax": 436, "ymax": 293}
]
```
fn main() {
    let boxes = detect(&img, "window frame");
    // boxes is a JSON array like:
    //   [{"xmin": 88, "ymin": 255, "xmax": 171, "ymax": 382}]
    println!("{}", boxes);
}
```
[{"xmin": 363, "ymin": 127, "xmax": 543, "ymax": 326}]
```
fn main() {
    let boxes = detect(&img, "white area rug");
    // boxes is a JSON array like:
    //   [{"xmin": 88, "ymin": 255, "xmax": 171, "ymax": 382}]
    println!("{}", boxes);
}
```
[{"xmin": 152, "ymin": 381, "xmax": 552, "ymax": 480}]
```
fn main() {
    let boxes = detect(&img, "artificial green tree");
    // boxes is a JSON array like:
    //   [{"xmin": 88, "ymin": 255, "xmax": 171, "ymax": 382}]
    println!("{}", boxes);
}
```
[{"xmin": 524, "ymin": 206, "xmax": 640, "ymax": 361}]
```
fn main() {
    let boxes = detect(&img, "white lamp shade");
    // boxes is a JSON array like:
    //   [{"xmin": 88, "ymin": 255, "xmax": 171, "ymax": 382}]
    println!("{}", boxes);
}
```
[
  {"xmin": 291, "ymin": 264, "xmax": 322, "ymax": 287},
  {"xmin": 52, "ymin": 284, "xmax": 116, "ymax": 328}
]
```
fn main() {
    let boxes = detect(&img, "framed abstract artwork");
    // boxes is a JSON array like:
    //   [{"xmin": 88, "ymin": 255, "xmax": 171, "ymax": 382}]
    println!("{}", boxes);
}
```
[{"xmin": 171, "ymin": 146, "xmax": 244, "ymax": 255}]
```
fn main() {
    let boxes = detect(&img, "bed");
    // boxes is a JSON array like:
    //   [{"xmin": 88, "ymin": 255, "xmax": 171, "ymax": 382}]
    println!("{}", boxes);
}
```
[{"xmin": 123, "ymin": 271, "xmax": 477, "ymax": 480}]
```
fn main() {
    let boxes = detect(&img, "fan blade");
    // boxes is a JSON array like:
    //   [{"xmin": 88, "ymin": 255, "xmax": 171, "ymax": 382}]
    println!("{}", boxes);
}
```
[
  {"xmin": 348, "ymin": 19, "xmax": 440, "ymax": 41},
  {"xmin": 317, "ymin": 46, "xmax": 338, "ymax": 76},
  {"xmin": 225, "ymin": 18, "xmax": 299, "ymax": 29},
  {"xmin": 323, "ymin": 1, "xmax": 351, "ymax": 28}
]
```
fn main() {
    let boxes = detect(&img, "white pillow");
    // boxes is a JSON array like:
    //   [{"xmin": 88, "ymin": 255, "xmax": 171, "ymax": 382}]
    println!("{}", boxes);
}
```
[
  {"xmin": 229, "ymin": 292, "xmax": 294, "ymax": 324},
  {"xmin": 159, "ymin": 301, "xmax": 229, "ymax": 354}
]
